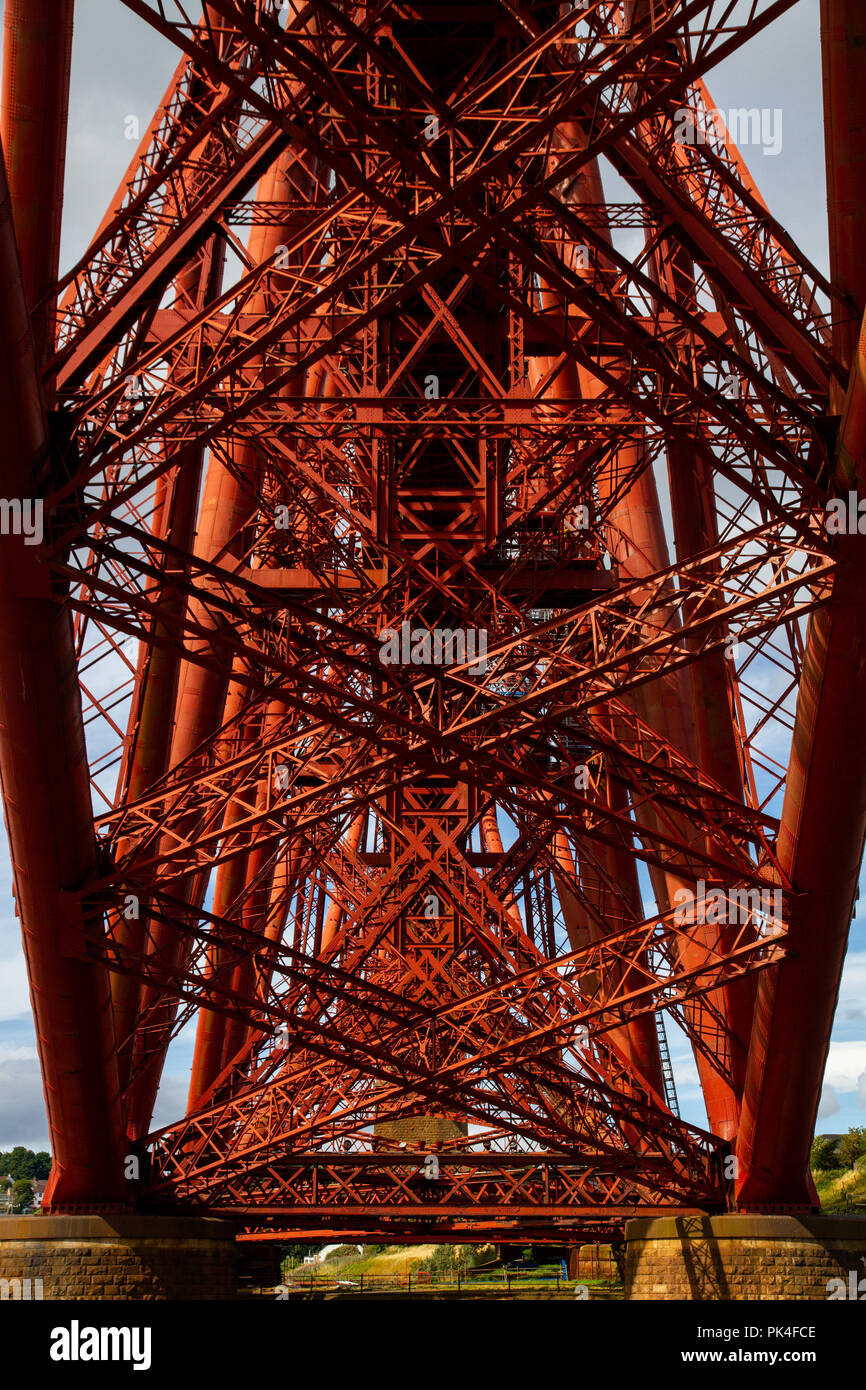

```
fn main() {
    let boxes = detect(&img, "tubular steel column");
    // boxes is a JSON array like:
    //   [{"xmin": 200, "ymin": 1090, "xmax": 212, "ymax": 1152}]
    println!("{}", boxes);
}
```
[
  {"xmin": 538, "ymin": 125, "xmax": 746, "ymax": 1139},
  {"xmin": 736, "ymin": 0, "xmax": 866, "ymax": 1205},
  {"xmin": 130, "ymin": 143, "xmax": 320, "ymax": 1134},
  {"xmin": 0, "ymin": 0, "xmax": 73, "ymax": 378},
  {"xmin": 109, "ymin": 234, "xmax": 227, "ymax": 1086},
  {"xmin": 0, "ymin": 131, "xmax": 125, "ymax": 1206},
  {"xmin": 821, "ymin": 0, "xmax": 866, "ymax": 373},
  {"xmin": 736, "ymin": 319, "xmax": 866, "ymax": 1205}
]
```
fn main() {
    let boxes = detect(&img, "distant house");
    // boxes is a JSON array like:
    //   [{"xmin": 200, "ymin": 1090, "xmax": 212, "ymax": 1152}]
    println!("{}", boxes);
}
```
[{"xmin": 0, "ymin": 1176, "xmax": 46, "ymax": 1214}]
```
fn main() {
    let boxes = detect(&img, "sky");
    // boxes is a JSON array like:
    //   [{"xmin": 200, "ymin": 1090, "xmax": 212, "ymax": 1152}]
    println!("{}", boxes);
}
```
[{"xmin": 0, "ymin": 0, "xmax": 863, "ymax": 1151}]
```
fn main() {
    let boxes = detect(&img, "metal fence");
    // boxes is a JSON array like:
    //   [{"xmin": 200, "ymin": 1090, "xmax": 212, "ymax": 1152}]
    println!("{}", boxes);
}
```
[{"xmin": 279, "ymin": 1267, "xmax": 622, "ymax": 1296}]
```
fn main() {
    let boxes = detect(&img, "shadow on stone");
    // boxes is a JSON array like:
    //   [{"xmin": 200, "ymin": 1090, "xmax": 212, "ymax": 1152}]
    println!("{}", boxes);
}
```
[
  {"xmin": 624, "ymin": 1214, "xmax": 866, "ymax": 1300},
  {"xmin": 676, "ymin": 1215, "xmax": 731, "ymax": 1300}
]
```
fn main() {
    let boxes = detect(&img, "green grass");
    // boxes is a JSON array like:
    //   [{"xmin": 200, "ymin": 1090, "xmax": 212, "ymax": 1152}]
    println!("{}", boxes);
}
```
[{"xmin": 812, "ymin": 1153, "xmax": 866, "ymax": 1212}]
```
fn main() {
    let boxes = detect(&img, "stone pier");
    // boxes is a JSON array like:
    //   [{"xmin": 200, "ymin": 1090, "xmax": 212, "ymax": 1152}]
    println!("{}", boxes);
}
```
[
  {"xmin": 0, "ymin": 1215, "xmax": 238, "ymax": 1300},
  {"xmin": 624, "ymin": 1214, "xmax": 866, "ymax": 1300}
]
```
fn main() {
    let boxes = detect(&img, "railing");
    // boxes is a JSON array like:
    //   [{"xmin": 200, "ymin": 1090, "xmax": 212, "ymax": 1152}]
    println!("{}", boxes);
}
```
[{"xmin": 277, "ymin": 1267, "xmax": 623, "ymax": 1297}]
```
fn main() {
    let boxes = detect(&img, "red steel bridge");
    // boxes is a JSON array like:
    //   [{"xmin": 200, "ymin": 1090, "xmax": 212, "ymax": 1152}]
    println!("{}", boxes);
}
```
[{"xmin": 0, "ymin": 0, "xmax": 864, "ymax": 1249}]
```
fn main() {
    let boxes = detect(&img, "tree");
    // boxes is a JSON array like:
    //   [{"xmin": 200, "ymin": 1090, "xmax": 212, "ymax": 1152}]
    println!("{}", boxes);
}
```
[
  {"xmin": 12, "ymin": 1147, "xmax": 36, "ymax": 1178},
  {"xmin": 0, "ymin": 1147, "xmax": 33, "ymax": 1178},
  {"xmin": 0, "ymin": 1148, "xmax": 52, "ymax": 1180},
  {"xmin": 10, "ymin": 1178, "xmax": 33, "ymax": 1213},
  {"xmin": 837, "ymin": 1128, "xmax": 866, "ymax": 1169},
  {"xmin": 810, "ymin": 1135, "xmax": 841, "ymax": 1171},
  {"xmin": 277, "ymin": 1243, "xmax": 314, "ymax": 1263}
]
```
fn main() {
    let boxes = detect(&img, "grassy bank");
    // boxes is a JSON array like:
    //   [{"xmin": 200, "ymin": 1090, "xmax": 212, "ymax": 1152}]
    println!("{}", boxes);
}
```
[{"xmin": 812, "ymin": 1155, "xmax": 866, "ymax": 1212}]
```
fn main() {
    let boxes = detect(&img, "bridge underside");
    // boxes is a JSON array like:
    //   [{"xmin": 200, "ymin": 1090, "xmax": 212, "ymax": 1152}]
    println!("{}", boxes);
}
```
[
  {"xmin": 149, "ymin": 1149, "xmax": 724, "ymax": 1247},
  {"xmin": 1, "ymin": 0, "xmax": 865, "ymax": 1259}
]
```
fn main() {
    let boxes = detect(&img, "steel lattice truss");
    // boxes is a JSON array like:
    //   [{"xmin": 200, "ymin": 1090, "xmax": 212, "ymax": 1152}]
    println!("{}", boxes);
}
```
[{"xmin": 2, "ymin": 0, "xmax": 863, "ymax": 1241}]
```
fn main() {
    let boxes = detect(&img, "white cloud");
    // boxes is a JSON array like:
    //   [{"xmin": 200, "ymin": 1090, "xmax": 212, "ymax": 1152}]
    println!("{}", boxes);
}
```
[
  {"xmin": 0, "ymin": 1044, "xmax": 36, "ymax": 1064},
  {"xmin": 822, "ymin": 1041, "xmax": 866, "ymax": 1095},
  {"xmin": 151, "ymin": 1074, "xmax": 191, "ymax": 1133},
  {"xmin": 818, "ymin": 1085, "xmax": 840, "ymax": 1119},
  {"xmin": 0, "ymin": 950, "xmax": 30, "ymax": 1022},
  {"xmin": 0, "ymin": 1054, "xmax": 49, "ymax": 1151},
  {"xmin": 836, "ymin": 951, "xmax": 866, "ymax": 1024}
]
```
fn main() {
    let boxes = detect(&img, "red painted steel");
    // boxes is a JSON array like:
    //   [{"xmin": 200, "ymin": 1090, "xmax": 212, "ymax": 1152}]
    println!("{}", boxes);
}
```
[
  {"xmin": 735, "ymin": 0, "xmax": 866, "ymax": 1206},
  {"xmin": 0, "ymin": 0, "xmax": 860, "ymax": 1237},
  {"xmin": 0, "ymin": 130, "xmax": 125, "ymax": 1206},
  {"xmin": 0, "ymin": 0, "xmax": 74, "ymax": 377},
  {"xmin": 735, "ymin": 315, "xmax": 866, "ymax": 1205}
]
